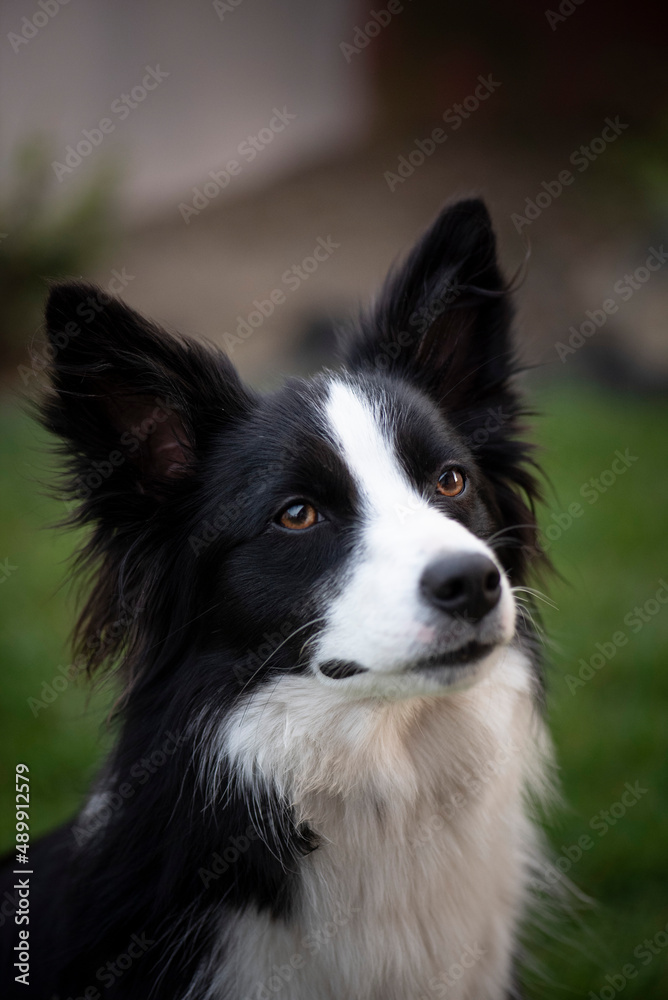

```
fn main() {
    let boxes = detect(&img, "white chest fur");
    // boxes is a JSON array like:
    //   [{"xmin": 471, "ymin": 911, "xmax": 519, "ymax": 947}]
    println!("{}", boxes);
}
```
[{"xmin": 201, "ymin": 648, "xmax": 550, "ymax": 1000}]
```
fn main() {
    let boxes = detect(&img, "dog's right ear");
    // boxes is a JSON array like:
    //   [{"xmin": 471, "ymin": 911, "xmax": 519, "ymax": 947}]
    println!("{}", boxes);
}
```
[
  {"xmin": 341, "ymin": 199, "xmax": 513, "ymax": 411},
  {"xmin": 42, "ymin": 282, "xmax": 253, "ymax": 521}
]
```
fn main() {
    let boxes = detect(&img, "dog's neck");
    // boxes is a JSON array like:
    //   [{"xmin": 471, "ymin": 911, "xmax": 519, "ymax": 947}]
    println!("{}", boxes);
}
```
[{"xmin": 202, "ymin": 647, "xmax": 549, "ymax": 1000}]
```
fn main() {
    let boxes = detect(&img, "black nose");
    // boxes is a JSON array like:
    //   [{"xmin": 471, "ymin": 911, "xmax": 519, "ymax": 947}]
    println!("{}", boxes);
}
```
[{"xmin": 420, "ymin": 554, "xmax": 501, "ymax": 623}]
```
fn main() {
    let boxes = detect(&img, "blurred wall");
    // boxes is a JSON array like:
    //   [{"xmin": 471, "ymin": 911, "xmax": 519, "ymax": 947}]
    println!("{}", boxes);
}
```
[{"xmin": 0, "ymin": 0, "xmax": 370, "ymax": 219}]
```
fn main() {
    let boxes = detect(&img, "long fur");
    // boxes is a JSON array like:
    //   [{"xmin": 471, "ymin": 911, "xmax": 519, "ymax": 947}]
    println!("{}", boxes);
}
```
[{"xmin": 0, "ymin": 198, "xmax": 554, "ymax": 1000}]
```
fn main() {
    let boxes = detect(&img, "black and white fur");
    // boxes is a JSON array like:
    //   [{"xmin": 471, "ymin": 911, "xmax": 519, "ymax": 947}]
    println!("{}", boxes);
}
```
[{"xmin": 1, "ymin": 199, "xmax": 553, "ymax": 999}]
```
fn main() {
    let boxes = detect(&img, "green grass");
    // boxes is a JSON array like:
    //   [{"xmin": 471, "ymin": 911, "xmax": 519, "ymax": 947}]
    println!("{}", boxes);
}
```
[
  {"xmin": 0, "ymin": 381, "xmax": 667, "ymax": 997},
  {"xmin": 0, "ymin": 401, "xmax": 112, "ymax": 845},
  {"xmin": 527, "ymin": 379, "xmax": 668, "ymax": 997}
]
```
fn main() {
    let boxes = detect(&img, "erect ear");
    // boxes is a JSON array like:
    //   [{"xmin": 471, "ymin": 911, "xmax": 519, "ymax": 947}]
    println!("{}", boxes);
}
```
[
  {"xmin": 41, "ymin": 282, "xmax": 252, "ymax": 516},
  {"xmin": 344, "ymin": 200, "xmax": 543, "ymax": 581},
  {"xmin": 343, "ymin": 198, "xmax": 515, "ymax": 417}
]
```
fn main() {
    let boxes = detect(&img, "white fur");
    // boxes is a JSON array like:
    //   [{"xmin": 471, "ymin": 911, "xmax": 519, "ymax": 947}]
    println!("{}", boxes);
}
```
[
  {"xmin": 202, "ymin": 649, "xmax": 551, "ymax": 1000},
  {"xmin": 195, "ymin": 378, "xmax": 552, "ymax": 998},
  {"xmin": 311, "ymin": 380, "xmax": 516, "ymax": 696}
]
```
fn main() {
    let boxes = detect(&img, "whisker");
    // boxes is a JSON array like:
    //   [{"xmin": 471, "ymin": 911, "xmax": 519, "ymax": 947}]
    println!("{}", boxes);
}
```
[
  {"xmin": 512, "ymin": 585, "xmax": 558, "ymax": 611},
  {"xmin": 236, "ymin": 616, "xmax": 327, "ymax": 725},
  {"xmin": 515, "ymin": 603, "xmax": 545, "ymax": 644},
  {"xmin": 143, "ymin": 602, "xmax": 223, "ymax": 654},
  {"xmin": 485, "ymin": 523, "xmax": 537, "ymax": 546}
]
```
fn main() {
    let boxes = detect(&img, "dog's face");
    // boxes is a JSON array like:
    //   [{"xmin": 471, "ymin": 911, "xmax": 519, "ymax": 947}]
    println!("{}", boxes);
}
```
[
  {"xmin": 201, "ymin": 371, "xmax": 516, "ymax": 699},
  {"xmin": 42, "ymin": 199, "xmax": 540, "ymax": 703}
]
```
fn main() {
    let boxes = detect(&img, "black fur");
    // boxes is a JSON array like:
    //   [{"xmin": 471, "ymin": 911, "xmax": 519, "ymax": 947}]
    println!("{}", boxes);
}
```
[{"xmin": 0, "ymin": 199, "xmax": 544, "ymax": 998}]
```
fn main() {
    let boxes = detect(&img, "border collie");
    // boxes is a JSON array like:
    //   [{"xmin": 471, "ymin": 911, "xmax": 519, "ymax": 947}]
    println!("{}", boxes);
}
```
[{"xmin": 1, "ymin": 198, "xmax": 553, "ymax": 999}]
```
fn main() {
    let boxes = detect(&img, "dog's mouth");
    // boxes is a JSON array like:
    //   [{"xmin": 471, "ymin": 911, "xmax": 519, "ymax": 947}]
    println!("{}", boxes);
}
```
[
  {"xmin": 404, "ymin": 640, "xmax": 497, "ymax": 672},
  {"xmin": 318, "ymin": 640, "xmax": 497, "ymax": 681},
  {"xmin": 319, "ymin": 659, "xmax": 368, "ymax": 679}
]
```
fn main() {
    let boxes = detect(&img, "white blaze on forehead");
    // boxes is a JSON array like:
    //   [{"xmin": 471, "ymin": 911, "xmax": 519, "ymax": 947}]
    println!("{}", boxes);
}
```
[
  {"xmin": 316, "ymin": 379, "xmax": 513, "ymax": 677},
  {"xmin": 324, "ymin": 379, "xmax": 420, "ymax": 518},
  {"xmin": 323, "ymin": 378, "xmax": 485, "ymax": 550}
]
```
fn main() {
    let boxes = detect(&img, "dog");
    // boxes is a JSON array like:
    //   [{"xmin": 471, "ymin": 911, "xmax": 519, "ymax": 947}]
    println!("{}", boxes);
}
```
[{"xmin": 1, "ymin": 198, "xmax": 553, "ymax": 999}]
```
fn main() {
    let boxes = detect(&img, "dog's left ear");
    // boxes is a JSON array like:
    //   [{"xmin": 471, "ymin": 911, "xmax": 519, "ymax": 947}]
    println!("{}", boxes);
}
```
[
  {"xmin": 343, "ymin": 198, "xmax": 514, "ymax": 419},
  {"xmin": 42, "ymin": 282, "xmax": 253, "ymax": 514},
  {"xmin": 344, "ymin": 199, "xmax": 543, "ymax": 578}
]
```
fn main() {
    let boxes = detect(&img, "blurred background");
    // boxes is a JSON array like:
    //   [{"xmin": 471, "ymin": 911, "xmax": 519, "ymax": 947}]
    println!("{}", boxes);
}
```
[{"xmin": 0, "ymin": 1, "xmax": 667, "ymax": 995}]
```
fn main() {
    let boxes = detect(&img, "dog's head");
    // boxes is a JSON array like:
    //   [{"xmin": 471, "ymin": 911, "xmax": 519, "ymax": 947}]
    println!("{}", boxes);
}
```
[{"xmin": 42, "ymin": 199, "xmax": 542, "ymax": 705}]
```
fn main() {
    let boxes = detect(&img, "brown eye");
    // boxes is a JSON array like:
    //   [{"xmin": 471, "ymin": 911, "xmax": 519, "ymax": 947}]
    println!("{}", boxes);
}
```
[
  {"xmin": 278, "ymin": 502, "xmax": 320, "ymax": 530},
  {"xmin": 437, "ymin": 467, "xmax": 466, "ymax": 497}
]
